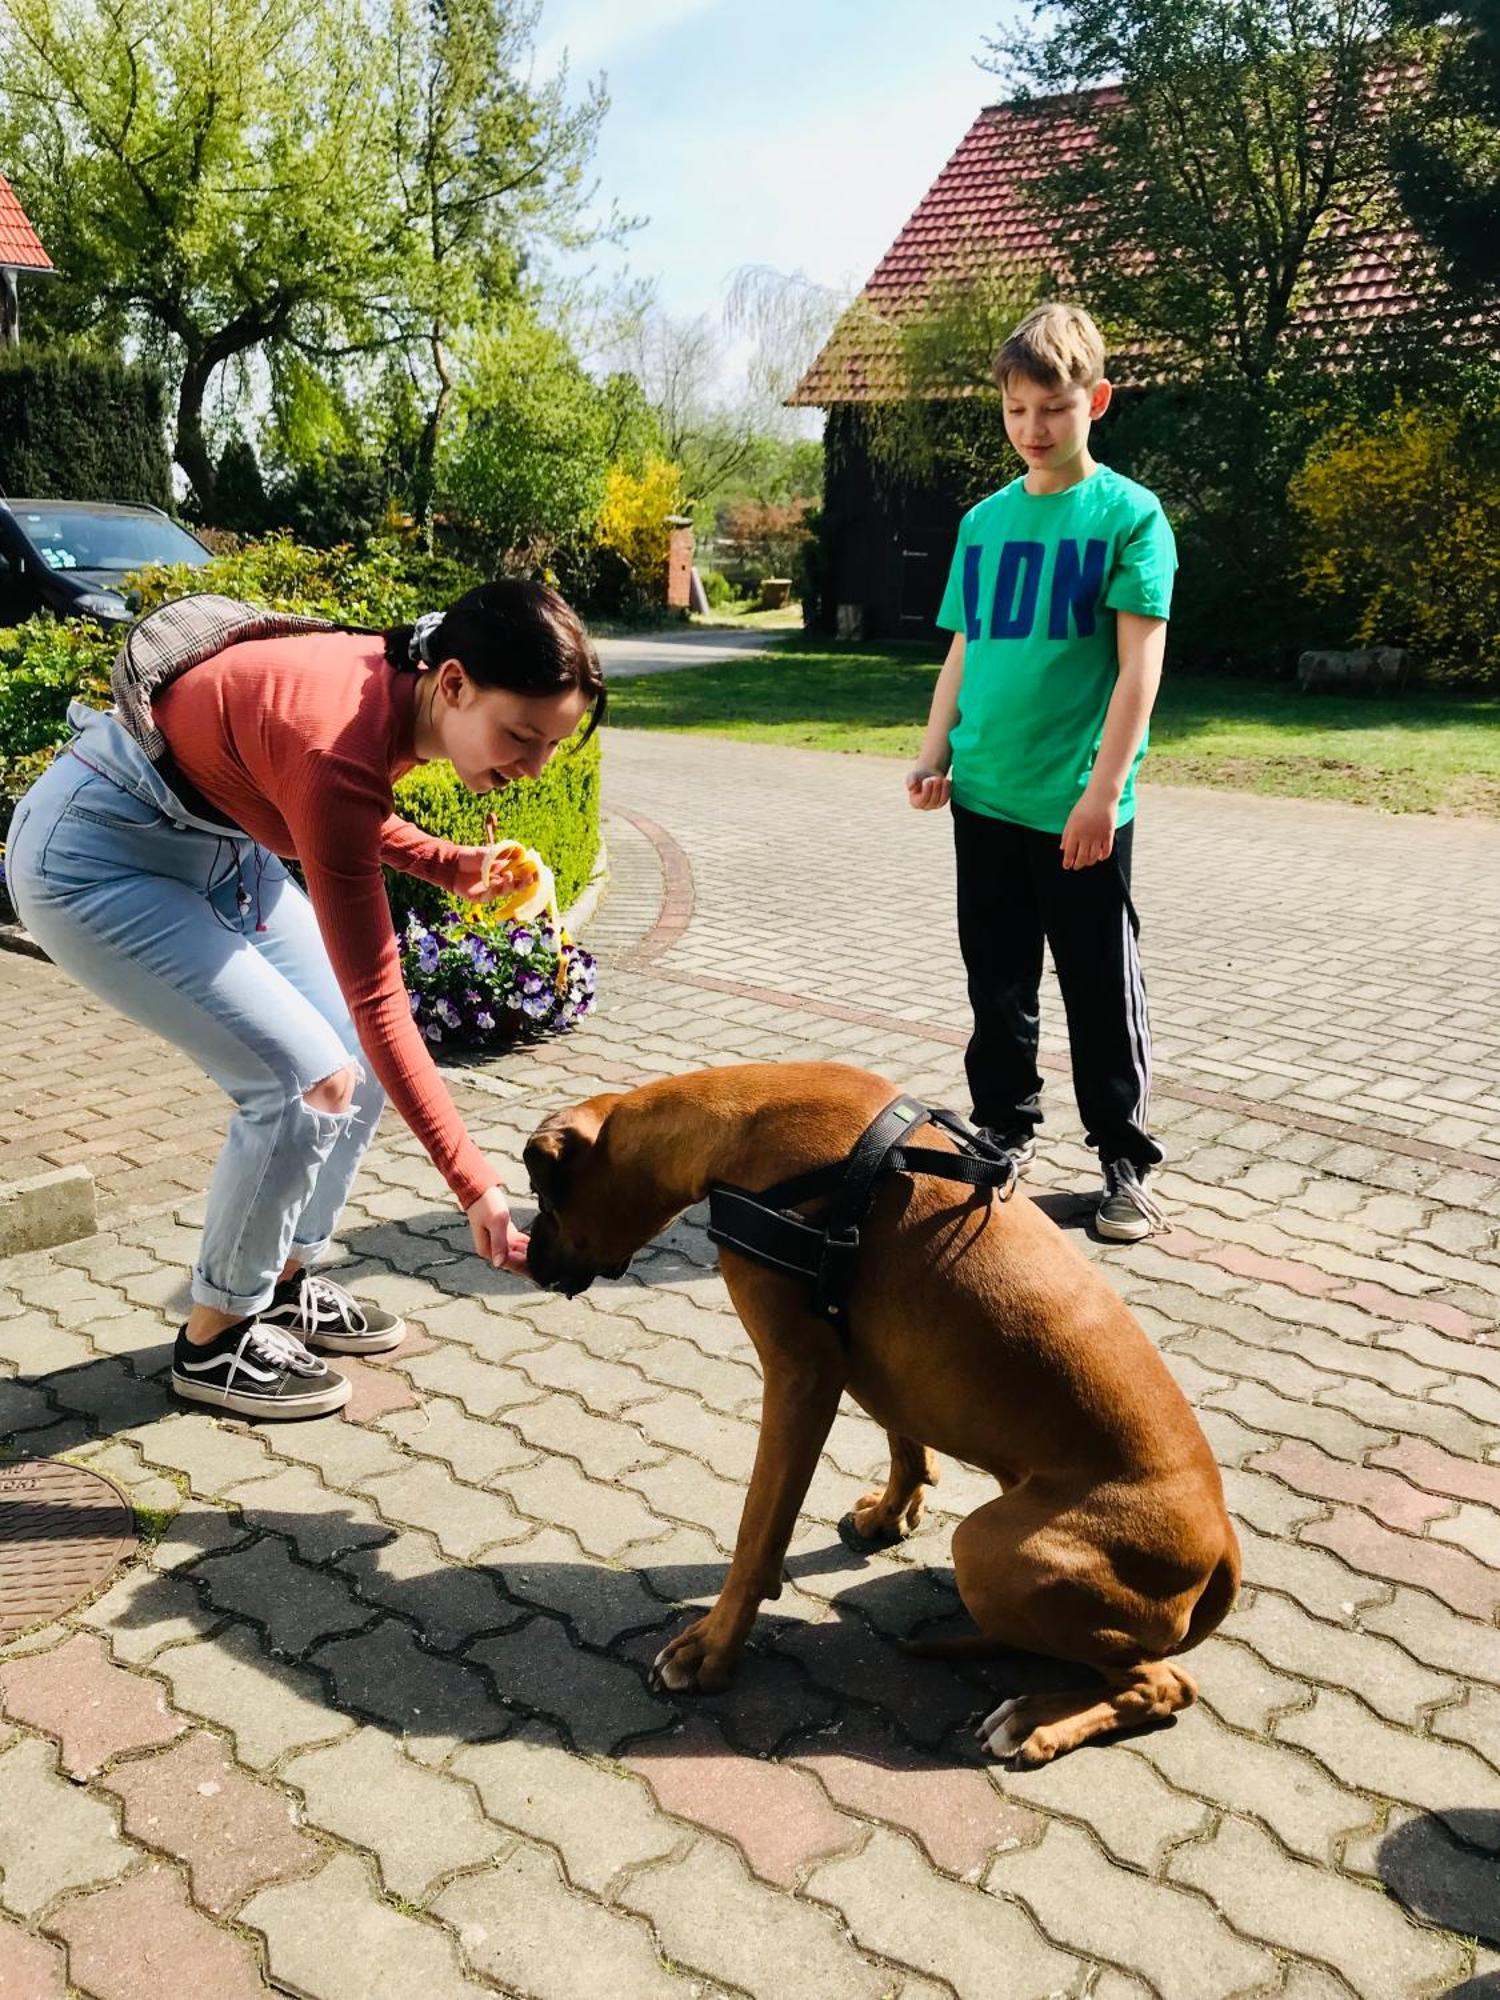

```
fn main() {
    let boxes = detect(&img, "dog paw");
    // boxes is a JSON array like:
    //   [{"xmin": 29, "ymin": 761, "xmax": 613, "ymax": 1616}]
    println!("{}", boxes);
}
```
[
  {"xmin": 649, "ymin": 1617, "xmax": 738, "ymax": 1695},
  {"xmin": 848, "ymin": 1487, "xmax": 925, "ymax": 1544},
  {"xmin": 975, "ymin": 1695, "xmax": 1061, "ymax": 1767}
]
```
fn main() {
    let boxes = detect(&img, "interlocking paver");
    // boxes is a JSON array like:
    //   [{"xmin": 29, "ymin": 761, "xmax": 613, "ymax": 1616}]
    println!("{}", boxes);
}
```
[
  {"xmin": 74, "ymin": 1563, "xmax": 211, "ymax": 1665},
  {"xmin": 220, "ymin": 1463, "xmax": 391, "ymax": 1563},
  {"xmin": 312, "ymin": 1619, "xmax": 503, "ymax": 1762},
  {"xmin": 1301, "ymin": 1508, "xmax": 1500, "ymax": 1619},
  {"xmin": 433, "ymin": 1844, "xmax": 686, "ymax": 1999},
  {"xmin": 0, "ymin": 1632, "xmax": 185, "ymax": 1778},
  {"xmin": 193, "ymin": 1533, "xmax": 371, "ymax": 1656},
  {"xmin": 1276, "ymin": 1687, "xmax": 1500, "ymax": 1843},
  {"xmin": 502, "ymin": 1453, "xmax": 670, "ymax": 1559},
  {"xmin": 490, "ymin": 1525, "xmax": 677, "ymax": 1647},
  {"xmin": 44, "ymin": 1863, "xmax": 267, "ymax": 2000},
  {"xmin": 98, "ymin": 1729, "xmax": 321, "ymax": 1913},
  {"xmin": 1168, "ymin": 1810, "xmax": 1467, "ymax": 1996},
  {"xmin": 499, "ymin": 1389, "xmax": 671, "ymax": 1479},
  {"xmin": 377, "ymin": 1392, "xmax": 537, "ymax": 1483},
  {"xmin": 0, "ymin": 1735, "xmax": 136, "ymax": 1915},
  {"xmin": 623, "ymin": 1717, "xmax": 860, "ymax": 1886},
  {"xmin": 988, "ymin": 1820, "xmax": 1278, "ymax": 1999},
  {"xmin": 150, "ymin": 1623, "xmax": 353, "ymax": 1769},
  {"xmin": 0, "ymin": 1915, "xmax": 66, "ymax": 1999},
  {"xmin": 334, "ymin": 1525, "xmax": 518, "ymax": 1648},
  {"xmin": 471, "ymin": 1615, "xmax": 671, "ymax": 1752},
  {"xmin": 359, "ymin": 1458, "xmax": 529, "ymax": 1559},
  {"xmin": 282, "ymin": 1727, "xmax": 504, "ymax": 1899},
  {"xmin": 807, "ymin": 1824, "xmax": 1084, "ymax": 1997},
  {"xmin": 1122, "ymin": 1709, "xmax": 1378, "ymax": 1862},
  {"xmin": 451, "ymin": 1721, "xmax": 680, "ymax": 1892},
  {"xmin": 788, "ymin": 1715, "xmax": 1044, "ymax": 1879},
  {"xmin": 1226, "ymin": 1589, "xmax": 1461, "ymax": 1724},
  {"xmin": 6, "ymin": 737, "xmax": 1500, "ymax": 1995},
  {"xmin": 620, "ymin": 1834, "xmax": 894, "ymax": 2000},
  {"xmin": 241, "ymin": 1852, "xmax": 490, "ymax": 1999}
]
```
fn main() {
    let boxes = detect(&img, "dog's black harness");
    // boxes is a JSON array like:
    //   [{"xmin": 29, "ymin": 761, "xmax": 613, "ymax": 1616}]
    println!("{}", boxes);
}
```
[{"xmin": 706, "ymin": 1095, "xmax": 1017, "ymax": 1337}]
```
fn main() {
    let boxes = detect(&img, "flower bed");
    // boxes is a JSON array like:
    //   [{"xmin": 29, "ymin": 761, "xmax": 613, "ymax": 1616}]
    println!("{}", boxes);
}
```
[{"xmin": 399, "ymin": 904, "xmax": 597, "ymax": 1048}]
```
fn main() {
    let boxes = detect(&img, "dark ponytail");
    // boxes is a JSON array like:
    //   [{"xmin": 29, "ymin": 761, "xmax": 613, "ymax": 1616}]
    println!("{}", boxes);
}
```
[{"xmin": 386, "ymin": 578, "xmax": 606, "ymax": 742}]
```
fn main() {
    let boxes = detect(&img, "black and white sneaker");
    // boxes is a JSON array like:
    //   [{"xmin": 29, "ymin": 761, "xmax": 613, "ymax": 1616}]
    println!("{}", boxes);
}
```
[
  {"xmin": 1095, "ymin": 1159, "xmax": 1168, "ymax": 1243},
  {"xmin": 258, "ymin": 1271, "xmax": 405, "ymax": 1355},
  {"xmin": 978, "ymin": 1129, "xmax": 1037, "ymax": 1175},
  {"xmin": 171, "ymin": 1320, "xmax": 351, "ymax": 1419}
]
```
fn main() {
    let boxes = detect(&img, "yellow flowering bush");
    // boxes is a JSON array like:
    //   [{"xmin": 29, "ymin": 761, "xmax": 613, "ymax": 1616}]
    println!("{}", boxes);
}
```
[
  {"xmin": 595, "ymin": 457, "xmax": 684, "ymax": 586},
  {"xmin": 1291, "ymin": 404, "xmax": 1500, "ymax": 686}
]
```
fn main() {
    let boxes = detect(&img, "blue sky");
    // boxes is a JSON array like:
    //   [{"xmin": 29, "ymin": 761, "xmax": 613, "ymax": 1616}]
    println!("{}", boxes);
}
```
[{"xmin": 535, "ymin": 0, "xmax": 1014, "ymax": 327}]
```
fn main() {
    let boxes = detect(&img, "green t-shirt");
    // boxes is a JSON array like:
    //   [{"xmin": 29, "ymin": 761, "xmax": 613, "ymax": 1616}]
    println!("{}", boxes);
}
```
[{"xmin": 936, "ymin": 465, "xmax": 1176, "ymax": 833}]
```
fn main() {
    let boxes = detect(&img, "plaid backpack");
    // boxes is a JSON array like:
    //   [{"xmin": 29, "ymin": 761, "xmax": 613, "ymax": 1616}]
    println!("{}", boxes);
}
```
[{"xmin": 111, "ymin": 593, "xmax": 338, "ymax": 761}]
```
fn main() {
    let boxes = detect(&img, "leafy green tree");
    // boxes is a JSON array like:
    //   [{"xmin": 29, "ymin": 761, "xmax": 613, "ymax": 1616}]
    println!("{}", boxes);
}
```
[
  {"xmin": 381, "ymin": 0, "xmax": 619, "ymax": 522},
  {"xmin": 434, "ymin": 310, "xmax": 609, "ymax": 561},
  {"xmin": 0, "ymin": 0, "xmax": 617, "ymax": 516},
  {"xmin": 1389, "ymin": 1, "xmax": 1500, "ymax": 304},
  {"xmin": 0, "ymin": 0, "xmax": 394, "ymax": 512},
  {"xmin": 987, "ymin": 0, "xmax": 1415, "ymax": 381}
]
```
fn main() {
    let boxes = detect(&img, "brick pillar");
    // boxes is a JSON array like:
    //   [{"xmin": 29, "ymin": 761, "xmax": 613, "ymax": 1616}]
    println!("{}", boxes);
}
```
[{"xmin": 663, "ymin": 516, "xmax": 694, "ymax": 609}]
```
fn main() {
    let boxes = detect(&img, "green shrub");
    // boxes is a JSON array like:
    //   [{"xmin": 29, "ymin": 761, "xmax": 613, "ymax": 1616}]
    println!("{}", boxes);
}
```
[
  {"xmin": 699, "ymin": 569, "xmax": 737, "ymax": 609},
  {"xmin": 0, "ymin": 533, "xmax": 603, "ymax": 894},
  {"xmin": 1291, "ymin": 400, "xmax": 1500, "ymax": 686},
  {"xmin": 0, "ymin": 348, "xmax": 171, "ymax": 506},
  {"xmin": 0, "ymin": 618, "xmax": 113, "ymax": 760},
  {"xmin": 389, "ymin": 727, "xmax": 601, "ymax": 927},
  {"xmin": 131, "ymin": 532, "xmax": 479, "ymax": 627}
]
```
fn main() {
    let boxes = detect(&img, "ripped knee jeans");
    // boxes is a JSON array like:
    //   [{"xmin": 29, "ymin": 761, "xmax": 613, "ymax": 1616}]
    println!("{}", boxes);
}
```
[{"xmin": 6, "ymin": 709, "xmax": 385, "ymax": 1316}]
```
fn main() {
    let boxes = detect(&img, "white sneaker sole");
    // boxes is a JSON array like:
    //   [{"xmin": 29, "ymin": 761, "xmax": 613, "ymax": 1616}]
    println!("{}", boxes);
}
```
[
  {"xmin": 171, "ymin": 1369, "xmax": 352, "ymax": 1419},
  {"xmin": 1094, "ymin": 1211, "xmax": 1153, "ymax": 1243},
  {"xmin": 301, "ymin": 1316, "xmax": 405, "ymax": 1356}
]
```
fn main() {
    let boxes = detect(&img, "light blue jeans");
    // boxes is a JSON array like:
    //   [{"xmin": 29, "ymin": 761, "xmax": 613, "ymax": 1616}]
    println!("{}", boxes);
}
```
[{"xmin": 6, "ymin": 704, "xmax": 385, "ymax": 1317}]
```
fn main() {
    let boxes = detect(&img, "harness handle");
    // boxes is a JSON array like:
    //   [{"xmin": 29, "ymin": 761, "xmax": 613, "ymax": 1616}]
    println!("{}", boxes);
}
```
[{"xmin": 706, "ymin": 1094, "xmax": 1018, "ymax": 1336}]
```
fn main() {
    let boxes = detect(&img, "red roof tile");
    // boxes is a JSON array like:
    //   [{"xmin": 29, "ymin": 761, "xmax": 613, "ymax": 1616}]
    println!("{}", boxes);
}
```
[
  {"xmin": 0, "ymin": 171, "xmax": 54, "ymax": 274},
  {"xmin": 792, "ymin": 85, "xmax": 1445, "ymax": 404}
]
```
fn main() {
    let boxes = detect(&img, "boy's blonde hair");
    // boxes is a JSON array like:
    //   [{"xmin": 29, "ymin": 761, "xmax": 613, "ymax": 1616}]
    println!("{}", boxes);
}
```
[{"xmin": 994, "ymin": 303, "xmax": 1107, "ymax": 393}]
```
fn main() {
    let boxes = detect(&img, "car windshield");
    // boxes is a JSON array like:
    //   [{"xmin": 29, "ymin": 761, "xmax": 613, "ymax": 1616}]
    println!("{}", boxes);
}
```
[{"xmin": 14, "ymin": 508, "xmax": 207, "ymax": 575}]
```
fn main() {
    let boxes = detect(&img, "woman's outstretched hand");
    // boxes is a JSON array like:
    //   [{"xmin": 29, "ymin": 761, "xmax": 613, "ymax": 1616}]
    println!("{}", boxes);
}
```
[{"xmin": 465, "ymin": 1183, "xmax": 531, "ymax": 1272}]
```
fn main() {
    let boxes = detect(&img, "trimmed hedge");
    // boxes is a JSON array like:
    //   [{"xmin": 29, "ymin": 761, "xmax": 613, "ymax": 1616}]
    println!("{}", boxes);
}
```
[
  {"xmin": 0, "ymin": 349, "xmax": 171, "ymax": 506},
  {"xmin": 389, "ymin": 732, "xmax": 602, "ymax": 928},
  {"xmin": 0, "ymin": 535, "xmax": 604, "ymax": 895}
]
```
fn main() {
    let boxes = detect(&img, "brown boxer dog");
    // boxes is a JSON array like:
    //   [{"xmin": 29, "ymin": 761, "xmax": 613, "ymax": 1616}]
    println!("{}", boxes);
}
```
[{"xmin": 524, "ymin": 1061, "xmax": 1240, "ymax": 1765}]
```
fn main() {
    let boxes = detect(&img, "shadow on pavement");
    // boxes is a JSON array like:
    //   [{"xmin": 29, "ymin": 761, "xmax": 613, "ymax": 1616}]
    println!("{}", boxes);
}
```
[
  {"xmin": 1376, "ymin": 1810, "xmax": 1500, "ymax": 1952},
  {"xmin": 33, "ymin": 1490, "xmax": 1066, "ymax": 1771}
]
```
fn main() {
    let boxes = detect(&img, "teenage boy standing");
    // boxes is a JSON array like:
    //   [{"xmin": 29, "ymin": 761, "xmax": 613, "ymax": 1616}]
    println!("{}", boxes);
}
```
[{"xmin": 908, "ymin": 302, "xmax": 1176, "ymax": 1241}]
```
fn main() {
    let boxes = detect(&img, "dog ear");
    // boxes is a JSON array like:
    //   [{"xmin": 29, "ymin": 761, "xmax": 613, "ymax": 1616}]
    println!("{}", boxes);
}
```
[{"xmin": 523, "ymin": 1119, "xmax": 588, "ymax": 1209}]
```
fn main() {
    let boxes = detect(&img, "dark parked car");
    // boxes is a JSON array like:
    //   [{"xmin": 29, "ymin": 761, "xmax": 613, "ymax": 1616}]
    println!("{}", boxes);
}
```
[{"xmin": 0, "ymin": 499, "xmax": 211, "ymax": 628}]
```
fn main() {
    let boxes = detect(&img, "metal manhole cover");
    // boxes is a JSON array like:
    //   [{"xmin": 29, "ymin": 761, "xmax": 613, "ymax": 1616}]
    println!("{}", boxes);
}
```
[{"xmin": 0, "ymin": 1459, "xmax": 135, "ymax": 1638}]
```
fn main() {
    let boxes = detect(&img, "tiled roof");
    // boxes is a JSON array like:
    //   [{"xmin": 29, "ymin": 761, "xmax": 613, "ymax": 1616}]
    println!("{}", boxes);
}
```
[
  {"xmin": 0, "ymin": 172, "xmax": 53, "ymax": 273},
  {"xmin": 792, "ymin": 85, "xmax": 1442, "ymax": 404}
]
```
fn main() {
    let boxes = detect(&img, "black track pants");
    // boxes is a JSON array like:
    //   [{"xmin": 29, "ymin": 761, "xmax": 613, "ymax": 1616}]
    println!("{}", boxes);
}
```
[{"xmin": 951, "ymin": 801, "xmax": 1162, "ymax": 1170}]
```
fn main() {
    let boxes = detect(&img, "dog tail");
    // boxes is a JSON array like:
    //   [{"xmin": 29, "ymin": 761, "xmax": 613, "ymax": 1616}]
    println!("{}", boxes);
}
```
[{"xmin": 898, "ymin": 1632, "xmax": 1015, "ymax": 1662}]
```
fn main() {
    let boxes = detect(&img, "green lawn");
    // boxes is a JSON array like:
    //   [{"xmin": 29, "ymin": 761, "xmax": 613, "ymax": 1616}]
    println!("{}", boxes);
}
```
[{"xmin": 605, "ymin": 637, "xmax": 1500, "ymax": 817}]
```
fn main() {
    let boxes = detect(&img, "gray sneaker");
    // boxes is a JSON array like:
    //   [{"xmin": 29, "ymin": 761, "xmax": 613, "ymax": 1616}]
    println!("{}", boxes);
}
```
[
  {"xmin": 1095, "ymin": 1160, "xmax": 1166, "ymax": 1242},
  {"xmin": 979, "ymin": 1129, "xmax": 1037, "ymax": 1175}
]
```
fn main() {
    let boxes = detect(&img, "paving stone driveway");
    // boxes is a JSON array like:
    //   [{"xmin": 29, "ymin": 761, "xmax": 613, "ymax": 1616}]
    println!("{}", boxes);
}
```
[{"xmin": 1, "ymin": 732, "xmax": 1497, "ymax": 1999}]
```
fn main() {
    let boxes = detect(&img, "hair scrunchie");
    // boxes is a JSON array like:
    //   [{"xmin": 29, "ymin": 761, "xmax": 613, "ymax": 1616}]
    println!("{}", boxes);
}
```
[{"xmin": 409, "ymin": 610, "xmax": 446, "ymax": 669}]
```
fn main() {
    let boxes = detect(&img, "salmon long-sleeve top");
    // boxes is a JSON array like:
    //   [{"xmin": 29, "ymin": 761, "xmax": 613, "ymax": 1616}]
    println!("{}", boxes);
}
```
[{"xmin": 153, "ymin": 630, "xmax": 497, "ymax": 1207}]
